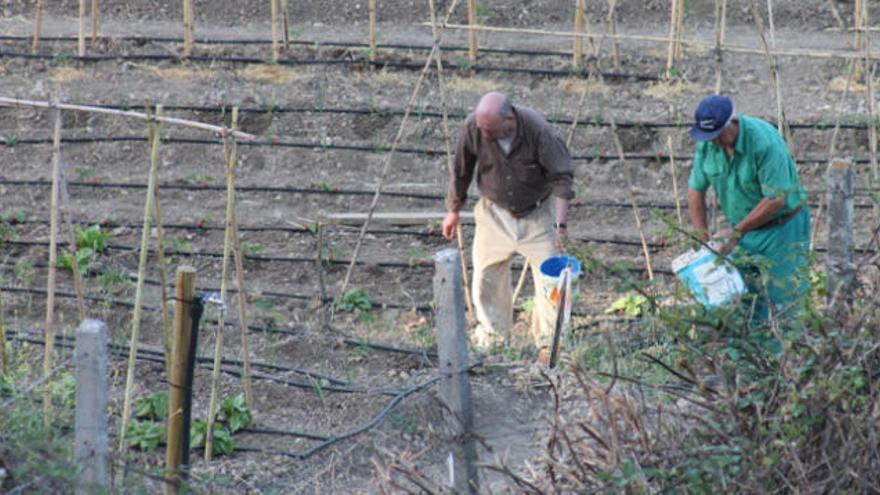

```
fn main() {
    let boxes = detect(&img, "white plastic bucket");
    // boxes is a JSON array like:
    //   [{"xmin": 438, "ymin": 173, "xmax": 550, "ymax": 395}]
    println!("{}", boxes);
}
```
[
  {"xmin": 539, "ymin": 255, "xmax": 582, "ymax": 305},
  {"xmin": 671, "ymin": 245, "xmax": 746, "ymax": 307}
]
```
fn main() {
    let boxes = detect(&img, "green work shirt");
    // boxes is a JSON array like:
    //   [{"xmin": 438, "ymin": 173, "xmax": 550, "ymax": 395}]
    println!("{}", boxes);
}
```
[{"xmin": 688, "ymin": 115, "xmax": 806, "ymax": 226}]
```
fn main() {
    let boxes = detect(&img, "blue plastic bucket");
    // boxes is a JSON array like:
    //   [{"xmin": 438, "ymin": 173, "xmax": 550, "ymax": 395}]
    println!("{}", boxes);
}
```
[{"xmin": 539, "ymin": 255, "xmax": 582, "ymax": 304}]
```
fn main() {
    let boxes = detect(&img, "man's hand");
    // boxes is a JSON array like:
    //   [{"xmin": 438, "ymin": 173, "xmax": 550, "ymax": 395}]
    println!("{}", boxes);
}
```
[
  {"xmin": 442, "ymin": 211, "xmax": 460, "ymax": 240},
  {"xmin": 713, "ymin": 228, "xmax": 740, "ymax": 256},
  {"xmin": 554, "ymin": 225, "xmax": 567, "ymax": 252}
]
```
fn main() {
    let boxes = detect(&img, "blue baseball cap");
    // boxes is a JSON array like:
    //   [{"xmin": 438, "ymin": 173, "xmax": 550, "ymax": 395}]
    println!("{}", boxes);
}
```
[{"xmin": 689, "ymin": 95, "xmax": 735, "ymax": 142}]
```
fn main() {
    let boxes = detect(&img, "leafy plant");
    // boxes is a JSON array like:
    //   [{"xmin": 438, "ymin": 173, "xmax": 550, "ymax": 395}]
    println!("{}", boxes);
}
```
[
  {"xmin": 216, "ymin": 394, "xmax": 252, "ymax": 433},
  {"xmin": 75, "ymin": 224, "xmax": 110, "ymax": 253},
  {"xmin": 241, "ymin": 241, "xmax": 265, "ymax": 256},
  {"xmin": 98, "ymin": 266, "xmax": 130, "ymax": 294},
  {"xmin": 390, "ymin": 413, "xmax": 419, "ymax": 435},
  {"xmin": 14, "ymin": 259, "xmax": 35, "ymax": 286},
  {"xmin": 135, "ymin": 391, "xmax": 168, "ymax": 421},
  {"xmin": 475, "ymin": 3, "xmax": 492, "ymax": 23},
  {"xmin": 190, "ymin": 420, "xmax": 234, "ymax": 456},
  {"xmin": 127, "ymin": 420, "xmax": 164, "ymax": 452},
  {"xmin": 49, "ymin": 372, "xmax": 76, "ymax": 409},
  {"xmin": 337, "ymin": 288, "xmax": 371, "ymax": 314},
  {"xmin": 73, "ymin": 167, "xmax": 94, "ymax": 181},
  {"xmin": 58, "ymin": 246, "xmax": 94, "ymax": 274},
  {"xmin": 1, "ymin": 208, "xmax": 25, "ymax": 223},
  {"xmin": 605, "ymin": 293, "xmax": 648, "ymax": 317}
]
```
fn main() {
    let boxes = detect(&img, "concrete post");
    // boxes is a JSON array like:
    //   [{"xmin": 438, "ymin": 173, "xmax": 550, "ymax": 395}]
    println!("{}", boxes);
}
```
[
  {"xmin": 827, "ymin": 158, "xmax": 855, "ymax": 306},
  {"xmin": 433, "ymin": 248, "xmax": 478, "ymax": 494},
  {"xmin": 74, "ymin": 319, "xmax": 109, "ymax": 495}
]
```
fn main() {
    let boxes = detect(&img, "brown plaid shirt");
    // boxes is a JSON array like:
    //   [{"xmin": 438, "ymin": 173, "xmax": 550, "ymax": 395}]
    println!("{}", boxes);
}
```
[{"xmin": 445, "ymin": 105, "xmax": 574, "ymax": 217}]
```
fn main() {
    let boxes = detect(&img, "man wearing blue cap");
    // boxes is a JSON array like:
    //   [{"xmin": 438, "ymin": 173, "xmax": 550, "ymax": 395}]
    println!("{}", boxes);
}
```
[{"xmin": 686, "ymin": 95, "xmax": 810, "ymax": 321}]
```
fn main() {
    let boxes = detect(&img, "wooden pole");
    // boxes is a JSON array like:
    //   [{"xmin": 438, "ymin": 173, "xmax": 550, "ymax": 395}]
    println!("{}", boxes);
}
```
[
  {"xmin": 667, "ymin": 136, "xmax": 683, "ymax": 225},
  {"xmin": 336, "ymin": 20, "xmax": 453, "ymax": 301},
  {"xmin": 32, "ymin": 0, "xmax": 44, "ymax": 53},
  {"xmin": 467, "ymin": 0, "xmax": 477, "ymax": 71},
  {"xmin": 270, "ymin": 0, "xmax": 280, "ymax": 63},
  {"xmin": 74, "ymin": 319, "xmax": 109, "ymax": 495},
  {"xmin": 222, "ymin": 110, "xmax": 255, "ymax": 409},
  {"xmin": 751, "ymin": 0, "xmax": 794, "ymax": 154},
  {"xmin": 118, "ymin": 107, "xmax": 162, "ymax": 452},
  {"xmin": 90, "ymin": 0, "xmax": 98, "ymax": 44},
  {"xmin": 0, "ymin": 98, "xmax": 257, "ymax": 141},
  {"xmin": 78, "ymin": 0, "xmax": 87, "ymax": 57},
  {"xmin": 0, "ymin": 287, "xmax": 6, "ymax": 376},
  {"xmin": 675, "ymin": 0, "xmax": 685, "ymax": 58},
  {"xmin": 206, "ymin": 107, "xmax": 239, "ymax": 459},
  {"xmin": 714, "ymin": 0, "xmax": 727, "ymax": 93},
  {"xmin": 164, "ymin": 266, "xmax": 197, "ymax": 494},
  {"xmin": 855, "ymin": 0, "xmax": 864, "ymax": 51},
  {"xmin": 182, "ymin": 0, "xmax": 194, "ymax": 58},
  {"xmin": 606, "ymin": 0, "xmax": 621, "ymax": 71},
  {"xmin": 666, "ymin": 0, "xmax": 679, "ymax": 77},
  {"xmin": 281, "ymin": 0, "xmax": 290, "ymax": 49},
  {"xmin": 43, "ymin": 101, "xmax": 62, "ymax": 427},
  {"xmin": 573, "ymin": 0, "xmax": 585, "ymax": 71},
  {"xmin": 428, "ymin": 0, "xmax": 475, "ymax": 320},
  {"xmin": 148, "ymin": 106, "xmax": 172, "ymax": 376},
  {"xmin": 433, "ymin": 248, "xmax": 478, "ymax": 494},
  {"xmin": 57, "ymin": 125, "xmax": 87, "ymax": 323},
  {"xmin": 369, "ymin": 0, "xmax": 377, "ymax": 66},
  {"xmin": 826, "ymin": 159, "xmax": 854, "ymax": 307},
  {"xmin": 315, "ymin": 222, "xmax": 329, "ymax": 320},
  {"xmin": 863, "ymin": 3, "xmax": 879, "ymax": 222}
]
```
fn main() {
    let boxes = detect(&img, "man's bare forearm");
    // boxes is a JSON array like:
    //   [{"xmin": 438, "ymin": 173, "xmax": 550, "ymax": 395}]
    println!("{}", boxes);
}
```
[
  {"xmin": 554, "ymin": 197, "xmax": 569, "ymax": 225},
  {"xmin": 734, "ymin": 198, "xmax": 785, "ymax": 235},
  {"xmin": 687, "ymin": 187, "xmax": 709, "ymax": 241}
]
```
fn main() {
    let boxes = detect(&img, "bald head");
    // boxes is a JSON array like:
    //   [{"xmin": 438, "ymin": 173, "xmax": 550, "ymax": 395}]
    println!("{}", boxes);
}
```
[{"xmin": 474, "ymin": 92, "xmax": 515, "ymax": 142}]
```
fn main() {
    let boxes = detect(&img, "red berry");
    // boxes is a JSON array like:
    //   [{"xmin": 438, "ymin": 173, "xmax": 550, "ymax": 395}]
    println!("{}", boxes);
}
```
[
  {"xmin": 426, "ymin": 147, "xmax": 433, "ymax": 155},
  {"xmin": 202, "ymin": 181, "xmax": 210, "ymax": 188}
]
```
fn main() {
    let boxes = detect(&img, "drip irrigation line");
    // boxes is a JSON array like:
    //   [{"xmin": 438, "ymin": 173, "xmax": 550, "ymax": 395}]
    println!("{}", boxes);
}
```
[
  {"xmin": 8, "ymin": 329, "xmax": 400, "ymax": 397},
  {"xmin": 239, "ymin": 426, "xmax": 328, "ymax": 441},
  {"xmin": 2, "ymin": 136, "xmax": 875, "ymax": 165},
  {"xmin": 0, "ymin": 50, "xmax": 657, "ymax": 80},
  {"xmin": 24, "ymin": 100, "xmax": 875, "ymax": 130}
]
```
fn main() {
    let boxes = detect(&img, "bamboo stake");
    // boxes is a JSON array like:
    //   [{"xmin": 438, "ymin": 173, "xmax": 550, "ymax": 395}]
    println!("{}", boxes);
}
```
[
  {"xmin": 0, "ymin": 98, "xmax": 257, "ymax": 141},
  {"xmin": 336, "ymin": 0, "xmax": 462, "ymax": 304},
  {"xmin": 765, "ymin": 0, "xmax": 777, "ymax": 49},
  {"xmin": 182, "ymin": 0, "xmax": 194, "ymax": 58},
  {"xmin": 573, "ymin": 0, "xmax": 585, "ymax": 71},
  {"xmin": 864, "ymin": 1, "xmax": 878, "ymax": 223},
  {"xmin": 315, "ymin": 221, "xmax": 329, "ymax": 323},
  {"xmin": 751, "ymin": 0, "xmax": 794, "ymax": 154},
  {"xmin": 667, "ymin": 136, "xmax": 683, "ymax": 225},
  {"xmin": 118, "ymin": 106, "xmax": 162, "ymax": 452},
  {"xmin": 281, "ymin": 0, "xmax": 290, "ymax": 50},
  {"xmin": 206, "ymin": 108, "xmax": 239, "ymax": 460},
  {"xmin": 666, "ymin": 0, "xmax": 680, "ymax": 78},
  {"xmin": 270, "ymin": 0, "xmax": 280, "ymax": 63},
  {"xmin": 428, "ymin": 0, "xmax": 475, "ymax": 319},
  {"xmin": 827, "ymin": 0, "xmax": 845, "ymax": 31},
  {"xmin": 0, "ymin": 287, "xmax": 6, "ymax": 376},
  {"xmin": 91, "ymin": 0, "xmax": 98, "ymax": 44},
  {"xmin": 467, "ymin": 0, "xmax": 477, "ymax": 71},
  {"xmin": 422, "ymin": 22, "xmax": 880, "ymax": 61},
  {"xmin": 58, "ymin": 150, "xmax": 87, "ymax": 323},
  {"xmin": 78, "ymin": 0, "xmax": 86, "ymax": 57},
  {"xmin": 855, "ymin": 0, "xmax": 864, "ymax": 51},
  {"xmin": 223, "ymin": 111, "xmax": 255, "ymax": 410},
  {"xmin": 369, "ymin": 0, "xmax": 377, "ymax": 66},
  {"xmin": 606, "ymin": 0, "xmax": 621, "ymax": 71},
  {"xmin": 675, "ymin": 0, "xmax": 685, "ymax": 58},
  {"xmin": 148, "ymin": 106, "xmax": 172, "ymax": 377},
  {"xmin": 32, "ymin": 0, "xmax": 44, "ymax": 53},
  {"xmin": 714, "ymin": 0, "xmax": 727, "ymax": 93},
  {"xmin": 42, "ymin": 101, "xmax": 62, "ymax": 427}
]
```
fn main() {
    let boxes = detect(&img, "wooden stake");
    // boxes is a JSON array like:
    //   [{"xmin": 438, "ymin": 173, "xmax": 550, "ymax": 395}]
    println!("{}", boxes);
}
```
[
  {"xmin": 863, "ymin": 3, "xmax": 878, "ymax": 222},
  {"xmin": 573, "ymin": 0, "xmax": 585, "ymax": 71},
  {"xmin": 206, "ymin": 108, "xmax": 240, "ymax": 459},
  {"xmin": 222, "ymin": 110, "xmax": 255, "ymax": 410},
  {"xmin": 91, "ymin": 0, "xmax": 99, "ymax": 44},
  {"xmin": 79, "ymin": 0, "xmax": 86, "ymax": 57},
  {"xmin": 511, "ymin": 265, "xmax": 529, "ymax": 307},
  {"xmin": 43, "ymin": 101, "xmax": 62, "ymax": 427},
  {"xmin": 675, "ymin": 0, "xmax": 685, "ymax": 58},
  {"xmin": 336, "ymin": 2, "xmax": 460, "ymax": 303},
  {"xmin": 148, "ymin": 106, "xmax": 172, "ymax": 376},
  {"xmin": 713, "ymin": 0, "xmax": 727, "ymax": 93},
  {"xmin": 32, "ymin": 0, "xmax": 44, "ymax": 53},
  {"xmin": 467, "ymin": 0, "xmax": 477, "ymax": 71},
  {"xmin": 666, "ymin": 0, "xmax": 679, "ymax": 77},
  {"xmin": 270, "ymin": 0, "xmax": 280, "ymax": 63},
  {"xmin": 827, "ymin": 0, "xmax": 845, "ymax": 31},
  {"xmin": 281, "ymin": 0, "xmax": 290, "ymax": 49},
  {"xmin": 58, "ymin": 144, "xmax": 87, "ymax": 322},
  {"xmin": 855, "ymin": 0, "xmax": 864, "ymax": 51},
  {"xmin": 118, "ymin": 107, "xmax": 162, "ymax": 452},
  {"xmin": 751, "ymin": 0, "xmax": 795, "ymax": 154},
  {"xmin": 315, "ymin": 221, "xmax": 329, "ymax": 324},
  {"xmin": 667, "ymin": 136, "xmax": 683, "ymax": 225},
  {"xmin": 606, "ymin": 0, "xmax": 621, "ymax": 71},
  {"xmin": 165, "ymin": 266, "xmax": 197, "ymax": 494},
  {"xmin": 428, "ymin": 0, "xmax": 475, "ymax": 319},
  {"xmin": 182, "ymin": 0, "xmax": 194, "ymax": 58},
  {"xmin": 369, "ymin": 0, "xmax": 377, "ymax": 66},
  {"xmin": 826, "ymin": 159, "xmax": 854, "ymax": 307},
  {"xmin": 0, "ymin": 287, "xmax": 6, "ymax": 376}
]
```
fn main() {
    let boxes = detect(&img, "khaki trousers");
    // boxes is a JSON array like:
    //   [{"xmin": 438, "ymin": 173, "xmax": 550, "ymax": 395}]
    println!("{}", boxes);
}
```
[{"xmin": 471, "ymin": 197, "xmax": 559, "ymax": 349}]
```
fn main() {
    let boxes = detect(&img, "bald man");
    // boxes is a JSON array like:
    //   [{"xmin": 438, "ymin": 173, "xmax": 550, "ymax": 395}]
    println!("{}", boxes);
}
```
[{"xmin": 442, "ymin": 92, "xmax": 574, "ymax": 358}]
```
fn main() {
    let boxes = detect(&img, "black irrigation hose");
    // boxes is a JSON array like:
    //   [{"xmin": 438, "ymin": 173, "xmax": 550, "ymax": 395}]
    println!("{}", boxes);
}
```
[
  {"xmin": 0, "ymin": 50, "xmax": 658, "ymax": 81},
  {"xmin": 35, "ymin": 100, "xmax": 880, "ymax": 131},
  {"xmin": 2, "ymin": 136, "xmax": 875, "ymax": 166},
  {"xmin": 0, "ymin": 34, "xmax": 576, "ymax": 57},
  {"xmin": 48, "ymin": 101, "xmax": 876, "ymax": 131}
]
